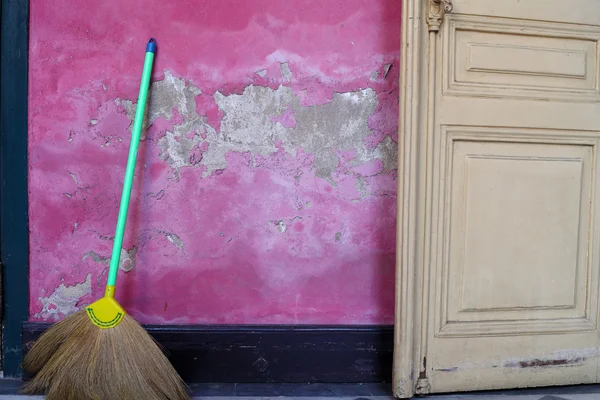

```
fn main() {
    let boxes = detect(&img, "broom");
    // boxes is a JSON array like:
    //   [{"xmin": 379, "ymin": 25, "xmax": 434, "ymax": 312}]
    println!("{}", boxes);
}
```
[{"xmin": 21, "ymin": 38, "xmax": 191, "ymax": 400}]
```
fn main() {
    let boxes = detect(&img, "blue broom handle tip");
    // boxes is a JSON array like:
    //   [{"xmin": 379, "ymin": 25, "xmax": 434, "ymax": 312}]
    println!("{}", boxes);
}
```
[{"xmin": 146, "ymin": 38, "xmax": 157, "ymax": 54}]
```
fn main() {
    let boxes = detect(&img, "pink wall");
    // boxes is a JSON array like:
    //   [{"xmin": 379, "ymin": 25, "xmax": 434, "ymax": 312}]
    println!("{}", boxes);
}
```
[{"xmin": 28, "ymin": 0, "xmax": 401, "ymax": 325}]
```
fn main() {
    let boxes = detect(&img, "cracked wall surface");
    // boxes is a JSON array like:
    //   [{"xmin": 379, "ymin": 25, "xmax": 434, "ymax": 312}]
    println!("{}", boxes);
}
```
[
  {"xmin": 35, "ymin": 274, "xmax": 92, "ymax": 320},
  {"xmin": 28, "ymin": 0, "xmax": 401, "ymax": 324}
]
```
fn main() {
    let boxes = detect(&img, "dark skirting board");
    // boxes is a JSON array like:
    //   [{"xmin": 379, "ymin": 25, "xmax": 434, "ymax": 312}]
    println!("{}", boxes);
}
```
[{"xmin": 22, "ymin": 323, "xmax": 394, "ymax": 383}]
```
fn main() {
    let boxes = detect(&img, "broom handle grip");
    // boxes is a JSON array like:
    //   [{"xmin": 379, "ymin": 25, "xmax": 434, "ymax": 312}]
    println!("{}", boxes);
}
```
[{"xmin": 106, "ymin": 38, "xmax": 156, "ymax": 294}]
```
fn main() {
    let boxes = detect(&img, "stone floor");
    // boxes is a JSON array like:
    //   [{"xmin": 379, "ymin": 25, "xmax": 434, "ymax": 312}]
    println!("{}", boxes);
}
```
[
  {"xmin": 0, "ymin": 395, "xmax": 597, "ymax": 399},
  {"xmin": 4, "ymin": 395, "xmax": 600, "ymax": 399},
  {"xmin": 0, "ymin": 382, "xmax": 599, "ymax": 399}
]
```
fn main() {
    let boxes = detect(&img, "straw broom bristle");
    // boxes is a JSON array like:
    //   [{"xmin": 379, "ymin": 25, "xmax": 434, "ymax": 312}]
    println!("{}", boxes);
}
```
[
  {"xmin": 22, "ymin": 308, "xmax": 90, "ymax": 377},
  {"xmin": 22, "ymin": 310, "xmax": 190, "ymax": 400}
]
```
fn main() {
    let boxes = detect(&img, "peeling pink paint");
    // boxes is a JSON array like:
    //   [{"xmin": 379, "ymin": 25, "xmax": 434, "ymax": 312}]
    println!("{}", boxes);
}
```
[
  {"xmin": 271, "ymin": 108, "xmax": 297, "ymax": 129},
  {"xmin": 28, "ymin": 0, "xmax": 401, "ymax": 324},
  {"xmin": 353, "ymin": 159, "xmax": 385, "ymax": 177}
]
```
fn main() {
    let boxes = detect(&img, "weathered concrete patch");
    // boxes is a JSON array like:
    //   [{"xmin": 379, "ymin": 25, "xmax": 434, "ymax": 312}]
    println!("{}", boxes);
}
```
[
  {"xmin": 280, "ymin": 62, "xmax": 292, "ymax": 82},
  {"xmin": 158, "ymin": 119, "xmax": 214, "ymax": 173},
  {"xmin": 162, "ymin": 231, "xmax": 184, "ymax": 250},
  {"xmin": 122, "ymin": 71, "xmax": 217, "ymax": 176},
  {"xmin": 121, "ymin": 70, "xmax": 201, "ymax": 129},
  {"xmin": 82, "ymin": 250, "xmax": 109, "ymax": 265},
  {"xmin": 120, "ymin": 247, "xmax": 136, "ymax": 272},
  {"xmin": 35, "ymin": 274, "xmax": 92, "ymax": 320},
  {"xmin": 83, "ymin": 247, "xmax": 136, "ymax": 272},
  {"xmin": 374, "ymin": 136, "xmax": 397, "ymax": 172},
  {"xmin": 120, "ymin": 71, "xmax": 397, "ymax": 183},
  {"xmin": 215, "ymin": 85, "xmax": 385, "ymax": 181}
]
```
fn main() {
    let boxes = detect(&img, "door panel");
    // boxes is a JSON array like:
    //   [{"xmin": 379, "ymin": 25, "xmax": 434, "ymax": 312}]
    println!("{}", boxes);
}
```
[
  {"xmin": 440, "ymin": 129, "xmax": 595, "ymax": 335},
  {"xmin": 422, "ymin": 0, "xmax": 600, "ymax": 394},
  {"xmin": 444, "ymin": 15, "xmax": 600, "ymax": 101},
  {"xmin": 452, "ymin": 0, "xmax": 600, "ymax": 26}
]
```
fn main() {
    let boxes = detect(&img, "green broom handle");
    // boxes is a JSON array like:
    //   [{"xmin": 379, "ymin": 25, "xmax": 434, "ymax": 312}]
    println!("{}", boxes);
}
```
[{"xmin": 106, "ymin": 38, "xmax": 156, "ymax": 295}]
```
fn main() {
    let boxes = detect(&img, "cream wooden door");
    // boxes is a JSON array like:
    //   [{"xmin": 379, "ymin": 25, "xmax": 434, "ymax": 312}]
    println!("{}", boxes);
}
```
[{"xmin": 394, "ymin": 0, "xmax": 600, "ymax": 397}]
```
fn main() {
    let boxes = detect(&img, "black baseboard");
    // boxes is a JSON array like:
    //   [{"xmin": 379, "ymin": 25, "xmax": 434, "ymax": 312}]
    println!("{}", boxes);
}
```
[{"xmin": 22, "ymin": 323, "xmax": 394, "ymax": 383}]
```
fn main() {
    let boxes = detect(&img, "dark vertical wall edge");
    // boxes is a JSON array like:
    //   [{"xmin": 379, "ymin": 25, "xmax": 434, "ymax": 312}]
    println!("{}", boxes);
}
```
[{"xmin": 0, "ymin": 0, "xmax": 30, "ymax": 377}]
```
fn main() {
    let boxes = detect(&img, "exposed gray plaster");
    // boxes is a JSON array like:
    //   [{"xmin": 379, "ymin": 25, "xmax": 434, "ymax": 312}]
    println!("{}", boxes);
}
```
[
  {"xmin": 291, "ymin": 89, "xmax": 378, "ymax": 179},
  {"xmin": 121, "ymin": 70, "xmax": 397, "ymax": 183},
  {"xmin": 162, "ymin": 231, "xmax": 184, "ymax": 250},
  {"xmin": 123, "ymin": 72, "xmax": 218, "ymax": 176},
  {"xmin": 122, "ymin": 70, "xmax": 201, "ymax": 127},
  {"xmin": 280, "ymin": 62, "xmax": 292, "ymax": 82},
  {"xmin": 355, "ymin": 176, "xmax": 368, "ymax": 199},
  {"xmin": 35, "ymin": 274, "xmax": 92, "ymax": 319},
  {"xmin": 120, "ymin": 247, "xmax": 136, "ymax": 272},
  {"xmin": 275, "ymin": 220, "xmax": 287, "ymax": 233},
  {"xmin": 215, "ymin": 85, "xmax": 381, "ymax": 180},
  {"xmin": 69, "ymin": 171, "xmax": 79, "ymax": 185},
  {"xmin": 383, "ymin": 63, "xmax": 393, "ymax": 78},
  {"xmin": 158, "ymin": 119, "xmax": 212, "ymax": 171},
  {"xmin": 83, "ymin": 248, "xmax": 136, "ymax": 272},
  {"xmin": 120, "ymin": 71, "xmax": 215, "ymax": 176},
  {"xmin": 82, "ymin": 250, "xmax": 109, "ymax": 265},
  {"xmin": 375, "ymin": 136, "xmax": 398, "ymax": 172}
]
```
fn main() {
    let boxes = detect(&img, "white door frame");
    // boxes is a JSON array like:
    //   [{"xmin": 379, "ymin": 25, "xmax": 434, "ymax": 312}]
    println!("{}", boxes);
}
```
[{"xmin": 393, "ymin": 0, "xmax": 453, "ymax": 397}]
